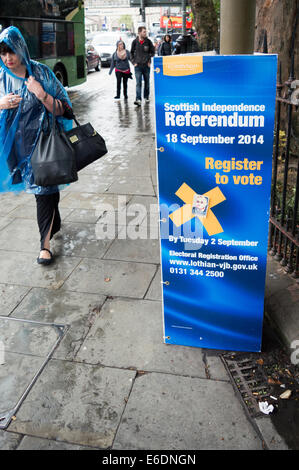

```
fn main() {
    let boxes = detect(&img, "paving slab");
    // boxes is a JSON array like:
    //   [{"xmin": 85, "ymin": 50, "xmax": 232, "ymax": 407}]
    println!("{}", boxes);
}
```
[
  {"xmin": 13, "ymin": 288, "xmax": 106, "ymax": 360},
  {"xmin": 67, "ymin": 174, "xmax": 114, "ymax": 194},
  {"xmin": 0, "ymin": 284, "xmax": 30, "ymax": 317},
  {"xmin": 203, "ymin": 352, "xmax": 230, "ymax": 382},
  {"xmin": 60, "ymin": 192, "xmax": 131, "ymax": 210},
  {"xmin": 0, "ymin": 430, "xmax": 23, "ymax": 450},
  {"xmin": 8, "ymin": 360, "xmax": 136, "ymax": 449},
  {"xmin": 52, "ymin": 221, "xmax": 114, "ymax": 259},
  {"xmin": 76, "ymin": 298, "xmax": 208, "ymax": 377},
  {"xmin": 254, "ymin": 417, "xmax": 289, "ymax": 450},
  {"xmin": 0, "ymin": 216, "xmax": 14, "ymax": 231},
  {"xmin": 0, "ymin": 352, "xmax": 45, "ymax": 413},
  {"xmin": 127, "ymin": 193, "xmax": 158, "ymax": 207},
  {"xmin": 113, "ymin": 372, "xmax": 263, "ymax": 450},
  {"xmin": 107, "ymin": 176, "xmax": 155, "ymax": 196},
  {"xmin": 80, "ymin": 162, "xmax": 118, "ymax": 176},
  {"xmin": 0, "ymin": 218, "xmax": 40, "ymax": 253},
  {"xmin": 7, "ymin": 205, "xmax": 72, "ymax": 221},
  {"xmin": 0, "ymin": 193, "xmax": 32, "ymax": 215},
  {"xmin": 0, "ymin": 250, "xmax": 81, "ymax": 289},
  {"xmin": 17, "ymin": 435, "xmax": 97, "ymax": 450},
  {"xmin": 103, "ymin": 227, "xmax": 160, "ymax": 264},
  {"xmin": 63, "ymin": 208, "xmax": 99, "ymax": 224},
  {"xmin": 111, "ymin": 161, "xmax": 151, "ymax": 177},
  {"xmin": 0, "ymin": 316, "xmax": 60, "ymax": 357},
  {"xmin": 145, "ymin": 267, "xmax": 162, "ymax": 301},
  {"xmin": 95, "ymin": 204, "xmax": 146, "ymax": 229},
  {"xmin": 63, "ymin": 258, "xmax": 156, "ymax": 298}
]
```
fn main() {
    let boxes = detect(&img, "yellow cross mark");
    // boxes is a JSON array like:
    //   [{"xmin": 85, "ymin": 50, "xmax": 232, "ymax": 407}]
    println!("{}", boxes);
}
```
[{"xmin": 169, "ymin": 183, "xmax": 226, "ymax": 236}]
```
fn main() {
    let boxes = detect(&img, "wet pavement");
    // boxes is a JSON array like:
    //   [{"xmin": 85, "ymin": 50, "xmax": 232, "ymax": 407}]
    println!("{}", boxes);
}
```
[{"xmin": 0, "ymin": 67, "xmax": 296, "ymax": 450}]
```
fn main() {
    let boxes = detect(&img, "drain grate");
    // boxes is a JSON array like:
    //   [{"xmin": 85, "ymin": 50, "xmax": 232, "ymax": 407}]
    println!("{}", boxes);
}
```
[{"xmin": 221, "ymin": 353, "xmax": 272, "ymax": 418}]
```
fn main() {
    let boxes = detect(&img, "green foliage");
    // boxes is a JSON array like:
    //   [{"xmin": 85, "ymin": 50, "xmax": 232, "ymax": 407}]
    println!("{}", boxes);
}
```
[
  {"xmin": 213, "ymin": 0, "xmax": 220, "ymax": 19},
  {"xmin": 118, "ymin": 15, "xmax": 133, "ymax": 30}
]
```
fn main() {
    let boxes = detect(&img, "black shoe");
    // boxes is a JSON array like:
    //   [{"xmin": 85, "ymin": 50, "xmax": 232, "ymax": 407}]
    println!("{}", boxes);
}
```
[
  {"xmin": 114, "ymin": 96, "xmax": 120, "ymax": 100},
  {"xmin": 37, "ymin": 248, "xmax": 53, "ymax": 266},
  {"xmin": 124, "ymin": 96, "xmax": 128, "ymax": 100}
]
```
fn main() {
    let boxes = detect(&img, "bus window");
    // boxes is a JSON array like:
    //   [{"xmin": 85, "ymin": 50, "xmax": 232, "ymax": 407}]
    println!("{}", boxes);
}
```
[
  {"xmin": 11, "ymin": 20, "xmax": 40, "ymax": 59},
  {"xmin": 0, "ymin": 0, "xmax": 86, "ymax": 87},
  {"xmin": 56, "ymin": 22, "xmax": 74, "ymax": 57},
  {"xmin": 41, "ymin": 22, "xmax": 56, "ymax": 58}
]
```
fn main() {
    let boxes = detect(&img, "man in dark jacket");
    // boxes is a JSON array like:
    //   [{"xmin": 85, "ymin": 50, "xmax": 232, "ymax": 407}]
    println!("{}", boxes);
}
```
[
  {"xmin": 130, "ymin": 26, "xmax": 155, "ymax": 106},
  {"xmin": 173, "ymin": 32, "xmax": 200, "ymax": 54}
]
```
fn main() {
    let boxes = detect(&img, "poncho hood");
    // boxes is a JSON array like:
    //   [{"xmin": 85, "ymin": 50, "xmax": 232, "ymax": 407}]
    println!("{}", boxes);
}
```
[{"xmin": 0, "ymin": 26, "xmax": 33, "ymax": 79}]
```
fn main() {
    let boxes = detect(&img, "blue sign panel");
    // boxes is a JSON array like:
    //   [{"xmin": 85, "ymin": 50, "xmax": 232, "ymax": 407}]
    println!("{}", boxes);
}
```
[{"xmin": 154, "ymin": 54, "xmax": 277, "ymax": 352}]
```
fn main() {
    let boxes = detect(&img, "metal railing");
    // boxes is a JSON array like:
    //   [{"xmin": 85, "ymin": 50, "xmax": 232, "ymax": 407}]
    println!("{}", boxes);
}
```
[{"xmin": 269, "ymin": 62, "xmax": 299, "ymax": 278}]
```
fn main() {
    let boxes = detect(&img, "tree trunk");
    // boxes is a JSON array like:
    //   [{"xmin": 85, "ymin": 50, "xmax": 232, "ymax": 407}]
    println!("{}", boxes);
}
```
[
  {"xmin": 255, "ymin": 0, "xmax": 299, "ymax": 153},
  {"xmin": 255, "ymin": 0, "xmax": 298, "ymax": 83},
  {"xmin": 191, "ymin": 0, "xmax": 219, "ymax": 51}
]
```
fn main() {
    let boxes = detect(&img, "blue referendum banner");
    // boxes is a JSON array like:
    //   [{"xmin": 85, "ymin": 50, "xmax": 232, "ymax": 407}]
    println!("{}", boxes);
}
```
[{"xmin": 154, "ymin": 54, "xmax": 277, "ymax": 352}]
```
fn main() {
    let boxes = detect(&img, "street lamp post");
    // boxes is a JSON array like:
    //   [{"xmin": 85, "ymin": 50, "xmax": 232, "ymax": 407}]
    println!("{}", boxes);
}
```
[
  {"xmin": 141, "ymin": 0, "xmax": 146, "ymax": 23},
  {"xmin": 220, "ymin": 0, "xmax": 256, "ymax": 54},
  {"xmin": 182, "ymin": 0, "xmax": 187, "ymax": 36}
]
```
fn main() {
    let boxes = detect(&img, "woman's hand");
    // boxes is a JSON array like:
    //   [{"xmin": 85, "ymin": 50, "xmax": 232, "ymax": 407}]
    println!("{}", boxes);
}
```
[
  {"xmin": 25, "ymin": 75, "xmax": 64, "ymax": 116},
  {"xmin": 25, "ymin": 76, "xmax": 46, "ymax": 101},
  {"xmin": 0, "ymin": 92, "xmax": 22, "ymax": 110}
]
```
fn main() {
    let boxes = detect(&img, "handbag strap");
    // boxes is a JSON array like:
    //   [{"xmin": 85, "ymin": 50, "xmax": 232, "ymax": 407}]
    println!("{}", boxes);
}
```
[
  {"xmin": 52, "ymin": 98, "xmax": 67, "ymax": 134},
  {"xmin": 50, "ymin": 96, "xmax": 58, "ymax": 135},
  {"xmin": 73, "ymin": 115, "xmax": 80, "ymax": 127},
  {"xmin": 52, "ymin": 98, "xmax": 81, "ymax": 129}
]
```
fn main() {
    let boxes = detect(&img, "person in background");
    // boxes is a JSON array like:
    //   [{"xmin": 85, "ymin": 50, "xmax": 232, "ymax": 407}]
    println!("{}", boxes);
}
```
[
  {"xmin": 153, "ymin": 38, "xmax": 161, "ymax": 55},
  {"xmin": 0, "ymin": 26, "xmax": 73, "ymax": 266},
  {"xmin": 109, "ymin": 40, "xmax": 132, "ymax": 101},
  {"xmin": 130, "ymin": 26, "xmax": 155, "ymax": 106},
  {"xmin": 159, "ymin": 34, "xmax": 173, "ymax": 56},
  {"xmin": 173, "ymin": 31, "xmax": 200, "ymax": 54}
]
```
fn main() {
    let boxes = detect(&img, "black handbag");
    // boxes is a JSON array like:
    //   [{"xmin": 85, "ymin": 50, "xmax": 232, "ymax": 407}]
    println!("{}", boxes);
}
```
[
  {"xmin": 65, "ymin": 115, "xmax": 108, "ymax": 171},
  {"xmin": 31, "ymin": 100, "xmax": 78, "ymax": 187}
]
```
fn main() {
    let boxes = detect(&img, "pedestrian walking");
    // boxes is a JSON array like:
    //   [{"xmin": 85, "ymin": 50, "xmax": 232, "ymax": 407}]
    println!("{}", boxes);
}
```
[
  {"xmin": 130, "ymin": 26, "xmax": 155, "ymax": 106},
  {"xmin": 159, "ymin": 34, "xmax": 173, "ymax": 56},
  {"xmin": 109, "ymin": 40, "xmax": 132, "ymax": 101},
  {"xmin": 0, "ymin": 26, "xmax": 73, "ymax": 265}
]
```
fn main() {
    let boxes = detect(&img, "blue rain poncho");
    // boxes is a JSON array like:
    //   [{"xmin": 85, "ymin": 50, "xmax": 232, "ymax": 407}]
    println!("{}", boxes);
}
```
[{"xmin": 0, "ymin": 26, "xmax": 73, "ymax": 194}]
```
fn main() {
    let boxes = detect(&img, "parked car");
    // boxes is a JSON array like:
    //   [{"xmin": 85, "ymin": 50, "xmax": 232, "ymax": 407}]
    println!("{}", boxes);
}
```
[
  {"xmin": 86, "ymin": 44, "xmax": 101, "ymax": 72},
  {"xmin": 91, "ymin": 32, "xmax": 121, "ymax": 66}
]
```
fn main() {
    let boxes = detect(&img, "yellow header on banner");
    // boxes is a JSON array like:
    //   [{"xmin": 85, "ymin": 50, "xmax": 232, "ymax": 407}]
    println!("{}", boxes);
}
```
[{"xmin": 162, "ymin": 56, "xmax": 203, "ymax": 77}]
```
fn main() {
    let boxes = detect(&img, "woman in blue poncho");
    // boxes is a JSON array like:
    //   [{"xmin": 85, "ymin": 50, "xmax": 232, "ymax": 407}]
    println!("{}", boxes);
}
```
[{"xmin": 0, "ymin": 26, "xmax": 73, "ymax": 265}]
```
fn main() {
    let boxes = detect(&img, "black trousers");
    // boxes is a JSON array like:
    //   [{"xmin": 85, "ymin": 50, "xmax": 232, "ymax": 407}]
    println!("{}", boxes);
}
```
[
  {"xmin": 115, "ymin": 71, "xmax": 129, "ymax": 98},
  {"xmin": 35, "ymin": 192, "xmax": 61, "ymax": 250}
]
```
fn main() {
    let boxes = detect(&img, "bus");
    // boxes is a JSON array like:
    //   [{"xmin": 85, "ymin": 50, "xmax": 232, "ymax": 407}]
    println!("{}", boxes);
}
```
[{"xmin": 0, "ymin": 0, "xmax": 86, "ymax": 87}]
